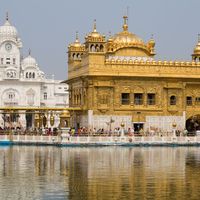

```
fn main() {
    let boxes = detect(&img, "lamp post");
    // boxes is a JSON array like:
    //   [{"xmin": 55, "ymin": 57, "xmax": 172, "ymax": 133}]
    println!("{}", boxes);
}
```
[
  {"xmin": 172, "ymin": 122, "xmax": 177, "ymax": 138},
  {"xmin": 121, "ymin": 121, "xmax": 125, "ymax": 137},
  {"xmin": 50, "ymin": 112, "xmax": 55, "ymax": 134}
]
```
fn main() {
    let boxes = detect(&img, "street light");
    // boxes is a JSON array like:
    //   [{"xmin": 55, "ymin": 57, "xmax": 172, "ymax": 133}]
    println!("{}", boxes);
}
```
[
  {"xmin": 172, "ymin": 122, "xmax": 177, "ymax": 137},
  {"xmin": 121, "ymin": 121, "xmax": 125, "ymax": 137}
]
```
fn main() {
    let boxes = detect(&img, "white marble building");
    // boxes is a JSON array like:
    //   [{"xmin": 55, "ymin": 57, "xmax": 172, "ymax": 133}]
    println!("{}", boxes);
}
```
[{"xmin": 0, "ymin": 15, "xmax": 68, "ymax": 129}]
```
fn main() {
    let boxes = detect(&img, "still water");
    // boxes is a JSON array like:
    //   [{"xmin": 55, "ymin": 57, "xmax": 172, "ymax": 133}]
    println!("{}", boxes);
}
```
[{"xmin": 0, "ymin": 146, "xmax": 200, "ymax": 200}]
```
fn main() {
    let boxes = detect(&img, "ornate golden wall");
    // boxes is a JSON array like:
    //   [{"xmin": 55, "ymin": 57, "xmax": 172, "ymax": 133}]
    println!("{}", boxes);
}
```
[{"xmin": 66, "ymin": 16, "xmax": 200, "ymax": 131}]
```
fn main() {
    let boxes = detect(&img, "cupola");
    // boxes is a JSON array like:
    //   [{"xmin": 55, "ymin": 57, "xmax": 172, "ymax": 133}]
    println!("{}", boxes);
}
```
[
  {"xmin": 192, "ymin": 34, "xmax": 200, "ymax": 62},
  {"xmin": 22, "ymin": 50, "xmax": 38, "ymax": 69},
  {"xmin": 85, "ymin": 20, "xmax": 106, "ymax": 53},
  {"xmin": 68, "ymin": 32, "xmax": 85, "ymax": 62},
  {"xmin": 0, "ymin": 13, "xmax": 22, "ymax": 47}
]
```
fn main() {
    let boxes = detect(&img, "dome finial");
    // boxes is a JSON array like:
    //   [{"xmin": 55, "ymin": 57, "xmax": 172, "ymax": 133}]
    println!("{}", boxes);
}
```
[
  {"xmin": 6, "ymin": 12, "xmax": 9, "ymax": 21},
  {"xmin": 123, "ymin": 16, "xmax": 128, "ymax": 31},
  {"xmin": 93, "ymin": 19, "xmax": 97, "ymax": 32},
  {"xmin": 109, "ymin": 31, "xmax": 111, "ymax": 37},
  {"xmin": 75, "ymin": 31, "xmax": 79, "ymax": 42},
  {"xmin": 198, "ymin": 34, "xmax": 200, "ymax": 43},
  {"xmin": 28, "ymin": 48, "xmax": 31, "ymax": 56}
]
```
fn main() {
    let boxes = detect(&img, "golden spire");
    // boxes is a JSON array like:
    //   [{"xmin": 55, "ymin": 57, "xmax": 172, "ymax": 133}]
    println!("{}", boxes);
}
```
[
  {"xmin": 123, "ymin": 16, "xmax": 128, "ymax": 31},
  {"xmin": 198, "ymin": 33, "xmax": 200, "ymax": 43},
  {"xmin": 75, "ymin": 31, "xmax": 79, "ymax": 42},
  {"xmin": 93, "ymin": 19, "xmax": 97, "ymax": 32}
]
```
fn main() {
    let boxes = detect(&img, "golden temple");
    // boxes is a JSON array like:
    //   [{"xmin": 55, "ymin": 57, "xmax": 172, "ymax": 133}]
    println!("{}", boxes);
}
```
[{"xmin": 66, "ymin": 16, "xmax": 200, "ymax": 133}]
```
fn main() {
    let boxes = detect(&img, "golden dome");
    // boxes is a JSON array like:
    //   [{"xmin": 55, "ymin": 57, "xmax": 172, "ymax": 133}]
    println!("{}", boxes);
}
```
[
  {"xmin": 107, "ymin": 16, "xmax": 155, "ymax": 57},
  {"xmin": 85, "ymin": 20, "xmax": 106, "ymax": 43},
  {"xmin": 194, "ymin": 43, "xmax": 200, "ymax": 54},
  {"xmin": 111, "ymin": 16, "xmax": 144, "ymax": 46},
  {"xmin": 148, "ymin": 37, "xmax": 155, "ymax": 48},
  {"xmin": 193, "ymin": 34, "xmax": 200, "ymax": 55},
  {"xmin": 111, "ymin": 16, "xmax": 145, "ymax": 46},
  {"xmin": 111, "ymin": 31, "xmax": 144, "ymax": 46},
  {"xmin": 69, "ymin": 31, "xmax": 82, "ymax": 48},
  {"xmin": 87, "ymin": 19, "xmax": 101, "ymax": 38}
]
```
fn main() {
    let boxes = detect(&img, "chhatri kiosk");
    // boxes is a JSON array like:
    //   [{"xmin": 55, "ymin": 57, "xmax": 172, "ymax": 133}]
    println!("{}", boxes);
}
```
[{"xmin": 66, "ymin": 16, "xmax": 200, "ymax": 133}]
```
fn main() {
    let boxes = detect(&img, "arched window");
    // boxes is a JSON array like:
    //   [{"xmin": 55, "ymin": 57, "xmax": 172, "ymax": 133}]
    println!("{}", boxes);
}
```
[
  {"xmin": 77, "ymin": 53, "xmax": 81, "ymax": 59},
  {"xmin": 90, "ymin": 44, "xmax": 95, "ymax": 52},
  {"xmin": 32, "ymin": 72, "xmax": 35, "ymax": 78},
  {"xmin": 95, "ymin": 44, "xmax": 99, "ymax": 52},
  {"xmin": 170, "ymin": 95, "xmax": 176, "ymax": 105},
  {"xmin": 72, "ymin": 53, "xmax": 76, "ymax": 59},
  {"xmin": 26, "ymin": 72, "xmax": 28, "ymax": 78},
  {"xmin": 29, "ymin": 72, "xmax": 32, "ymax": 78},
  {"xmin": 100, "ymin": 44, "xmax": 104, "ymax": 52}
]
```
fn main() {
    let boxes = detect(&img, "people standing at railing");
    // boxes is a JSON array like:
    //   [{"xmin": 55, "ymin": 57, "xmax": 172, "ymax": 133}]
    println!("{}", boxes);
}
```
[
  {"xmin": 71, "ymin": 128, "xmax": 75, "ymax": 136},
  {"xmin": 183, "ymin": 129, "xmax": 188, "ymax": 136}
]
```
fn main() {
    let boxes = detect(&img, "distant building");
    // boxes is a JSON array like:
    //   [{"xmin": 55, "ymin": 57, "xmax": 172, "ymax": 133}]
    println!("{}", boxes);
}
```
[
  {"xmin": 66, "ymin": 16, "xmax": 200, "ymax": 133},
  {"xmin": 0, "ymin": 14, "xmax": 69, "ymax": 129}
]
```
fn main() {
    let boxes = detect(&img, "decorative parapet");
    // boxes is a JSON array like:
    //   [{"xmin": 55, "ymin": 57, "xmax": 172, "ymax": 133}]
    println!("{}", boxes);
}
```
[{"xmin": 105, "ymin": 58, "xmax": 200, "ymax": 67}]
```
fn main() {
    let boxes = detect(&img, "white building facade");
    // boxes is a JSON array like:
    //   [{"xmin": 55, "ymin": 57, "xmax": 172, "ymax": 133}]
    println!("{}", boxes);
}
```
[{"xmin": 0, "ymin": 15, "xmax": 68, "ymax": 129}]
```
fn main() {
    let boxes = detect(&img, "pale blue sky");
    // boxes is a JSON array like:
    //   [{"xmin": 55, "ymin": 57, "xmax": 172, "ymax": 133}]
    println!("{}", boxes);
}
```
[{"xmin": 0, "ymin": 0, "xmax": 199, "ymax": 80}]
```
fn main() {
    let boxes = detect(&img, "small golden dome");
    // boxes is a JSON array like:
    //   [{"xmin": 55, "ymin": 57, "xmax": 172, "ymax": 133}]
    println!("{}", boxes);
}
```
[
  {"xmin": 192, "ymin": 34, "xmax": 200, "ymax": 59},
  {"xmin": 70, "ymin": 31, "xmax": 82, "ymax": 47},
  {"xmin": 148, "ymin": 37, "xmax": 155, "ymax": 48},
  {"xmin": 87, "ymin": 19, "xmax": 101, "ymax": 38},
  {"xmin": 194, "ymin": 43, "xmax": 200, "ymax": 54}
]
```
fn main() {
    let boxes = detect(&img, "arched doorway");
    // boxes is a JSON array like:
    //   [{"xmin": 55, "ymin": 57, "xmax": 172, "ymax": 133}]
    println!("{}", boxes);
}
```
[{"xmin": 186, "ymin": 115, "xmax": 200, "ymax": 133}]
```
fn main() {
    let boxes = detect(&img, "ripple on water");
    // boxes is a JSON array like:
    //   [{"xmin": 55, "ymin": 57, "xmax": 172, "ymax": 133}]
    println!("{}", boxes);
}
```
[{"xmin": 0, "ymin": 146, "xmax": 200, "ymax": 199}]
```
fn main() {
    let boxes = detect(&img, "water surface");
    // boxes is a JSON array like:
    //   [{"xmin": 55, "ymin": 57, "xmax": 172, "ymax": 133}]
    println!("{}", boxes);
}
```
[{"xmin": 0, "ymin": 146, "xmax": 200, "ymax": 200}]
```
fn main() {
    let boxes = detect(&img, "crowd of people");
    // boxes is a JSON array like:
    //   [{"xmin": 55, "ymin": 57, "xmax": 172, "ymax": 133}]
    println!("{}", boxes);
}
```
[{"xmin": 0, "ymin": 125, "xmax": 197, "ymax": 137}]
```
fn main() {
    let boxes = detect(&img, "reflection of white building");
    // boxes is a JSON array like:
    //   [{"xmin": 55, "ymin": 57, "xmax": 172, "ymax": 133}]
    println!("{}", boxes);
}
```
[{"xmin": 0, "ymin": 14, "xmax": 68, "ymax": 129}]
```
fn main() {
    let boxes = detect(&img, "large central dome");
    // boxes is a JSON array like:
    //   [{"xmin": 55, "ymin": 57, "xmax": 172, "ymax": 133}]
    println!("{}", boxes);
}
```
[
  {"xmin": 107, "ymin": 16, "xmax": 155, "ymax": 57},
  {"xmin": 110, "ymin": 16, "xmax": 144, "ymax": 46},
  {"xmin": 111, "ymin": 31, "xmax": 144, "ymax": 46}
]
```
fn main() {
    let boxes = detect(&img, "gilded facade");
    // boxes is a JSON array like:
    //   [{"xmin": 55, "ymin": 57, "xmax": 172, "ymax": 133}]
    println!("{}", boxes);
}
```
[{"xmin": 66, "ymin": 16, "xmax": 200, "ymax": 133}]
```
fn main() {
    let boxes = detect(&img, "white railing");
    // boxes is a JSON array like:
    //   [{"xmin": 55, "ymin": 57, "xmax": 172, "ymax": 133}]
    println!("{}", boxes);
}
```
[{"xmin": 1, "ymin": 135, "xmax": 200, "ymax": 145}]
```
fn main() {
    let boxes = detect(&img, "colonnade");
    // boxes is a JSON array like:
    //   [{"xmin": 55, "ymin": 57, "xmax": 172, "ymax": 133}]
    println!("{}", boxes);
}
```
[{"xmin": 0, "ymin": 109, "xmax": 70, "ymax": 130}]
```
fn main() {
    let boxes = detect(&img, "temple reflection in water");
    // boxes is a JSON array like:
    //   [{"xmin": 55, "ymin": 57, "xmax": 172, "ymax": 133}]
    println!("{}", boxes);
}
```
[{"xmin": 0, "ymin": 146, "xmax": 200, "ymax": 199}]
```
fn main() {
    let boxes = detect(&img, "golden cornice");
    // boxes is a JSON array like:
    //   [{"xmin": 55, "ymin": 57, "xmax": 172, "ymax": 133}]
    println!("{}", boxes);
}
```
[
  {"xmin": 68, "ymin": 45, "xmax": 85, "ymax": 52},
  {"xmin": 85, "ymin": 35, "xmax": 106, "ymax": 43},
  {"xmin": 105, "ymin": 59, "xmax": 200, "ymax": 67}
]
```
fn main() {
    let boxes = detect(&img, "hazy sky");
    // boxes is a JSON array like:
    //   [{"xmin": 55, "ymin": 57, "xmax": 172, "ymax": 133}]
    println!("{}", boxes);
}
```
[{"xmin": 0, "ymin": 0, "xmax": 200, "ymax": 80}]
